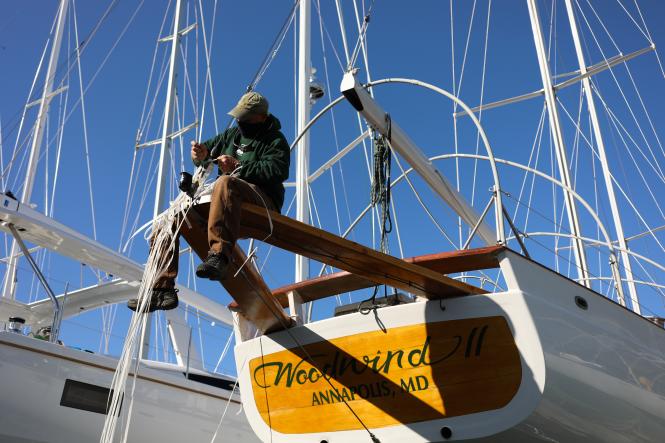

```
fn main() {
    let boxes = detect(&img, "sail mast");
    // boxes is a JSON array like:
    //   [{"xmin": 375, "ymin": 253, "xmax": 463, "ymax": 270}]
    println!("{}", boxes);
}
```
[
  {"xmin": 153, "ymin": 0, "xmax": 183, "ymax": 219},
  {"xmin": 295, "ymin": 0, "xmax": 311, "ymax": 290},
  {"xmin": 140, "ymin": 0, "xmax": 184, "ymax": 359},
  {"xmin": 2, "ymin": 0, "xmax": 70, "ymax": 299},
  {"xmin": 563, "ymin": 0, "xmax": 638, "ymax": 312},
  {"xmin": 526, "ymin": 0, "xmax": 591, "ymax": 288}
]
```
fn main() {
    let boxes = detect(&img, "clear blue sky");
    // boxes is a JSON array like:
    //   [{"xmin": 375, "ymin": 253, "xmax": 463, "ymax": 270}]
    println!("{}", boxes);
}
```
[{"xmin": 1, "ymin": 0, "xmax": 664, "ymax": 370}]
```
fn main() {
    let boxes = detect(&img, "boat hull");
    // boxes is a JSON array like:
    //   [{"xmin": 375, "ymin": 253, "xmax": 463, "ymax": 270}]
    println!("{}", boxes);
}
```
[
  {"xmin": 0, "ymin": 332, "xmax": 260, "ymax": 443},
  {"xmin": 234, "ymin": 250, "xmax": 665, "ymax": 442}
]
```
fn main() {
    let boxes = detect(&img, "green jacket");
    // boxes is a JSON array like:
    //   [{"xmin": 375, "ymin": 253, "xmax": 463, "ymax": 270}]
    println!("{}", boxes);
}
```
[{"xmin": 198, "ymin": 114, "xmax": 290, "ymax": 211}]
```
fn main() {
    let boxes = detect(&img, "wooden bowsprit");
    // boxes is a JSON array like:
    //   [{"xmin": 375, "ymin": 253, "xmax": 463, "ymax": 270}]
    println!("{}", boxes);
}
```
[
  {"xmin": 176, "ymin": 202, "xmax": 490, "ymax": 334},
  {"xmin": 270, "ymin": 246, "xmax": 505, "ymax": 308},
  {"xmin": 177, "ymin": 203, "xmax": 291, "ymax": 334},
  {"xmin": 238, "ymin": 203, "xmax": 486, "ymax": 300}
]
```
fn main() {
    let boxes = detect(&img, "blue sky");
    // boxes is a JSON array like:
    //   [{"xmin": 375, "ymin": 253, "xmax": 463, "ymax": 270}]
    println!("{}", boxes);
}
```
[{"xmin": 1, "ymin": 0, "xmax": 664, "ymax": 370}]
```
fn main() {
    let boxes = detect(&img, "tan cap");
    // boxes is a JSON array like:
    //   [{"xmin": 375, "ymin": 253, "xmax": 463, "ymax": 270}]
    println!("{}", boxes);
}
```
[{"xmin": 228, "ymin": 92, "xmax": 269, "ymax": 120}]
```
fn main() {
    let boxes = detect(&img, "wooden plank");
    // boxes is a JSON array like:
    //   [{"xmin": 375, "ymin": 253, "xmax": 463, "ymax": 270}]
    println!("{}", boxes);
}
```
[
  {"xmin": 270, "ymin": 246, "xmax": 503, "ymax": 308},
  {"xmin": 180, "ymin": 204, "xmax": 291, "ymax": 333},
  {"xmin": 239, "ymin": 204, "xmax": 485, "ymax": 299}
]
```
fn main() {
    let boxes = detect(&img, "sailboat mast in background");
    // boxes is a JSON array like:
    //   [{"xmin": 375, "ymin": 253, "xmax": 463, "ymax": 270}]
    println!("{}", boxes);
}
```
[{"xmin": 2, "ymin": 0, "xmax": 70, "ymax": 300}]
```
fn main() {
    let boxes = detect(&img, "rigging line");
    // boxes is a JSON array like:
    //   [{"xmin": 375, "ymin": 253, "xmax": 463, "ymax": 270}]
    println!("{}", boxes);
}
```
[
  {"xmin": 581, "ymin": 1, "xmax": 665, "ymax": 163},
  {"xmin": 351, "ymin": 0, "xmax": 373, "ymax": 86},
  {"xmin": 73, "ymin": 0, "xmax": 98, "ymax": 241},
  {"xmin": 178, "ymin": 36, "xmax": 197, "ymax": 126},
  {"xmin": 574, "ymin": 1, "xmax": 665, "ymax": 178},
  {"xmin": 138, "ymin": 54, "xmax": 172, "ymax": 144},
  {"xmin": 512, "ymin": 104, "xmax": 546, "ymax": 242},
  {"xmin": 470, "ymin": 0, "xmax": 492, "ymax": 208},
  {"xmin": 212, "ymin": 328, "xmax": 234, "ymax": 374},
  {"xmin": 596, "ymin": 96, "xmax": 665, "ymax": 214},
  {"xmin": 197, "ymin": 0, "xmax": 220, "ymax": 135},
  {"xmin": 504, "ymin": 191, "xmax": 660, "ymax": 289},
  {"xmin": 453, "ymin": 0, "xmax": 478, "ymax": 101},
  {"xmin": 258, "ymin": 192, "xmax": 297, "ymax": 274},
  {"xmin": 502, "ymin": 195, "xmax": 615, "ymax": 294},
  {"xmin": 348, "ymin": 0, "xmax": 376, "ymax": 70},
  {"xmin": 8, "ymin": 22, "xmax": 52, "ymax": 181},
  {"xmin": 315, "ymin": 0, "xmax": 345, "ymax": 236},
  {"xmin": 195, "ymin": 6, "xmax": 200, "ymax": 138},
  {"xmin": 334, "ymin": 0, "xmax": 351, "ymax": 63},
  {"xmin": 515, "ymin": 104, "xmax": 547, "ymax": 230},
  {"xmin": 1, "ymin": 0, "xmax": 119, "ymax": 145},
  {"xmin": 246, "ymin": 0, "xmax": 300, "ymax": 92},
  {"xmin": 557, "ymin": 94, "xmax": 665, "ymax": 221},
  {"xmin": 312, "ymin": 0, "xmax": 345, "ymax": 72},
  {"xmin": 124, "ymin": 151, "xmax": 160, "ymax": 254},
  {"xmin": 631, "ymin": 0, "xmax": 665, "ymax": 77},
  {"xmin": 391, "ymin": 152, "xmax": 457, "ymax": 249},
  {"xmin": 47, "ymin": 48, "xmax": 71, "ymax": 219},
  {"xmin": 2, "ymin": 0, "xmax": 147, "ymax": 185},
  {"xmin": 614, "ymin": 0, "xmax": 651, "ymax": 42},
  {"xmin": 209, "ymin": 353, "xmax": 245, "ymax": 443},
  {"xmin": 580, "ymin": 0, "xmax": 622, "ymax": 53},
  {"xmin": 137, "ymin": 0, "xmax": 173, "ymax": 133},
  {"xmin": 631, "ymin": 251, "xmax": 665, "ymax": 301}
]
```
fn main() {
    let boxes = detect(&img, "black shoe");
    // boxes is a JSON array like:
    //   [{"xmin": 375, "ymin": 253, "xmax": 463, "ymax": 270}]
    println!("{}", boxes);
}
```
[
  {"xmin": 127, "ymin": 288, "xmax": 179, "ymax": 312},
  {"xmin": 196, "ymin": 251, "xmax": 229, "ymax": 281},
  {"xmin": 156, "ymin": 287, "xmax": 179, "ymax": 311},
  {"xmin": 127, "ymin": 291, "xmax": 160, "ymax": 312}
]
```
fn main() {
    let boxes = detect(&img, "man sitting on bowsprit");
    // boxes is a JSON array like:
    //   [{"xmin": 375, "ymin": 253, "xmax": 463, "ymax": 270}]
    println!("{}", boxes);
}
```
[{"xmin": 128, "ymin": 92, "xmax": 290, "ymax": 312}]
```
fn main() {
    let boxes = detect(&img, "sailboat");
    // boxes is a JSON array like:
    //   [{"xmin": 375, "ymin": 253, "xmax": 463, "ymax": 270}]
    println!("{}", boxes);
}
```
[
  {"xmin": 1, "ymin": 0, "xmax": 664, "ymax": 442},
  {"xmin": 219, "ymin": 1, "xmax": 665, "ymax": 442},
  {"xmin": 0, "ymin": 1, "xmax": 259, "ymax": 441}
]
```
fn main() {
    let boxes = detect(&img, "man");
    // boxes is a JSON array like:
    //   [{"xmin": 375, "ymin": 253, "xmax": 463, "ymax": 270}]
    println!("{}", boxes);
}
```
[{"xmin": 128, "ymin": 92, "xmax": 290, "ymax": 312}]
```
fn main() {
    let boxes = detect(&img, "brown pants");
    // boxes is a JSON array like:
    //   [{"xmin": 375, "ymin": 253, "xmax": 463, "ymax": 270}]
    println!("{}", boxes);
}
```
[{"xmin": 153, "ymin": 176, "xmax": 276, "ymax": 289}]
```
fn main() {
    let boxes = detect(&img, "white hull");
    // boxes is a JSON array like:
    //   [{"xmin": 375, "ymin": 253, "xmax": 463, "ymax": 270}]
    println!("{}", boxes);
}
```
[
  {"xmin": 234, "ymin": 250, "xmax": 665, "ymax": 442},
  {"xmin": 0, "ymin": 331, "xmax": 261, "ymax": 443}
]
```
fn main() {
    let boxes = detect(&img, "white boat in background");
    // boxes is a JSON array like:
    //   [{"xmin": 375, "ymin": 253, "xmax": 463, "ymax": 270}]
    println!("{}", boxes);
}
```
[
  {"xmin": 1, "ymin": 0, "xmax": 664, "ymax": 442},
  {"xmin": 0, "ymin": 0, "xmax": 259, "ymax": 441}
]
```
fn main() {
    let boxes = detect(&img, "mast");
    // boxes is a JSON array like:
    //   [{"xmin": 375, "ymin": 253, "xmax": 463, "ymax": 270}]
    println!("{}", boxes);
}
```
[
  {"xmin": 526, "ymin": 0, "xmax": 591, "ymax": 288},
  {"xmin": 2, "ymin": 0, "xmax": 70, "ymax": 299},
  {"xmin": 563, "ymin": 0, "xmax": 638, "ymax": 312},
  {"xmin": 141, "ymin": 0, "xmax": 184, "ymax": 359},
  {"xmin": 153, "ymin": 0, "xmax": 183, "ymax": 219},
  {"xmin": 295, "ymin": 0, "xmax": 311, "ymax": 286}
]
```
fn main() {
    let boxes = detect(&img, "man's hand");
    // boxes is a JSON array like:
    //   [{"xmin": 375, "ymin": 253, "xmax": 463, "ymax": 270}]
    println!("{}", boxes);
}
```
[
  {"xmin": 191, "ymin": 141, "xmax": 208, "ymax": 162},
  {"xmin": 217, "ymin": 155, "xmax": 240, "ymax": 173}
]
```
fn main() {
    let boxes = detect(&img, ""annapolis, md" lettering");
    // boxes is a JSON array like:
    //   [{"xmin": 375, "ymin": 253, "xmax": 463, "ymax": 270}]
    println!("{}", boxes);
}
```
[{"xmin": 252, "ymin": 325, "xmax": 489, "ymax": 407}]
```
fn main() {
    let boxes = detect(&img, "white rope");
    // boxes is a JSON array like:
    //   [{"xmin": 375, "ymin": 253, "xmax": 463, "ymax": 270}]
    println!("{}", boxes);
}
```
[{"xmin": 100, "ymin": 194, "xmax": 194, "ymax": 442}]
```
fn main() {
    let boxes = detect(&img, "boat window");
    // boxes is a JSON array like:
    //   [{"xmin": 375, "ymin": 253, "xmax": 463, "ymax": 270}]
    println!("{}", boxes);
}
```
[
  {"xmin": 185, "ymin": 373, "xmax": 237, "ymax": 391},
  {"xmin": 60, "ymin": 379, "xmax": 120, "ymax": 415}
]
